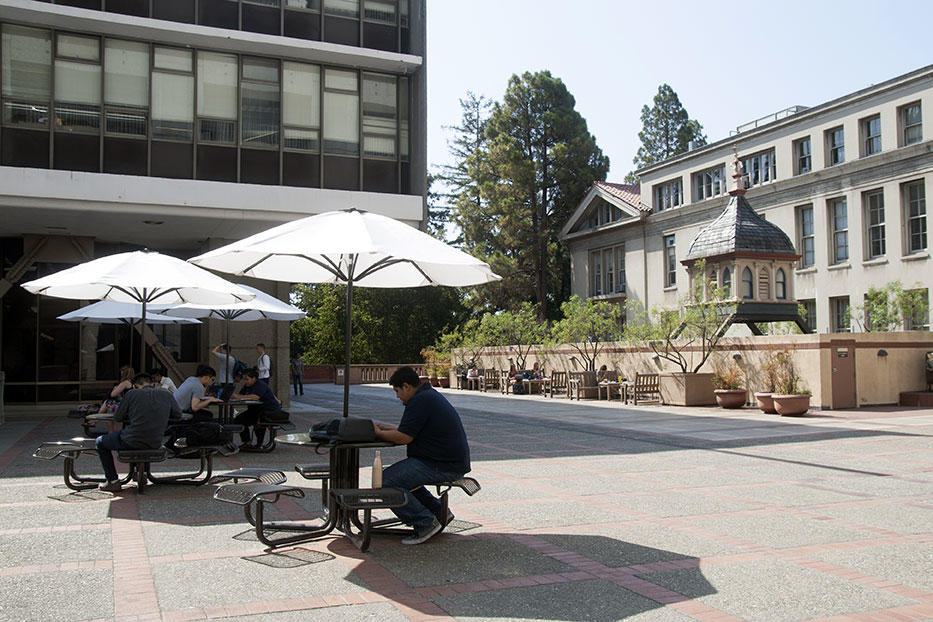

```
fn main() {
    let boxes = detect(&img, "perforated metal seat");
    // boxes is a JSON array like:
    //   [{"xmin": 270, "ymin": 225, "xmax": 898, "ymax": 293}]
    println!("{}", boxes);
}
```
[{"xmin": 213, "ymin": 482, "xmax": 304, "ymax": 506}]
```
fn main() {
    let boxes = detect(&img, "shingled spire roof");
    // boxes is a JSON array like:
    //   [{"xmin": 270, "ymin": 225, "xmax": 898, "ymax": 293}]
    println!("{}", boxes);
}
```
[{"xmin": 684, "ymin": 152, "xmax": 798, "ymax": 261}]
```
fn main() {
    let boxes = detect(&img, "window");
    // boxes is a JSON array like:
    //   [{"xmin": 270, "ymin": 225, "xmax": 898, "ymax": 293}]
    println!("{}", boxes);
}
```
[
  {"xmin": 2, "ymin": 24, "xmax": 52, "ymax": 126},
  {"xmin": 324, "ymin": 0, "xmax": 358, "ymax": 17},
  {"xmin": 590, "ymin": 249, "xmax": 602, "ymax": 295},
  {"xmin": 899, "ymin": 101, "xmax": 922, "ymax": 146},
  {"xmin": 241, "ymin": 56, "xmax": 280, "ymax": 147},
  {"xmin": 826, "ymin": 126, "xmax": 844, "ymax": 166},
  {"xmin": 663, "ymin": 235, "xmax": 676, "ymax": 287},
  {"xmin": 197, "ymin": 51, "xmax": 237, "ymax": 143},
  {"xmin": 282, "ymin": 61, "xmax": 320, "ymax": 150},
  {"xmin": 793, "ymin": 137, "xmax": 811, "ymax": 175},
  {"xmin": 860, "ymin": 114, "xmax": 882, "ymax": 157},
  {"xmin": 758, "ymin": 268, "xmax": 770, "ymax": 300},
  {"xmin": 829, "ymin": 197, "xmax": 848, "ymax": 264},
  {"xmin": 904, "ymin": 180, "xmax": 927, "ymax": 254},
  {"xmin": 831, "ymin": 296, "xmax": 850, "ymax": 332},
  {"xmin": 363, "ymin": 0, "xmax": 395, "ymax": 22},
  {"xmin": 742, "ymin": 149, "xmax": 776, "ymax": 186},
  {"xmin": 722, "ymin": 267, "xmax": 731, "ymax": 297},
  {"xmin": 151, "ymin": 47, "xmax": 193, "ymax": 140},
  {"xmin": 798, "ymin": 205, "xmax": 815, "ymax": 268},
  {"xmin": 800, "ymin": 298, "xmax": 816, "ymax": 333},
  {"xmin": 741, "ymin": 267, "xmax": 753, "ymax": 299},
  {"xmin": 775, "ymin": 268, "xmax": 786, "ymax": 299},
  {"xmin": 54, "ymin": 33, "xmax": 101, "ymax": 131},
  {"xmin": 864, "ymin": 189, "xmax": 885, "ymax": 259},
  {"xmin": 654, "ymin": 178, "xmax": 683, "ymax": 211},
  {"xmin": 323, "ymin": 68, "xmax": 359, "ymax": 155},
  {"xmin": 362, "ymin": 73, "xmax": 396, "ymax": 158},
  {"xmin": 104, "ymin": 39, "xmax": 148, "ymax": 136},
  {"xmin": 693, "ymin": 165, "xmax": 725, "ymax": 201},
  {"xmin": 398, "ymin": 76, "xmax": 409, "ymax": 161}
]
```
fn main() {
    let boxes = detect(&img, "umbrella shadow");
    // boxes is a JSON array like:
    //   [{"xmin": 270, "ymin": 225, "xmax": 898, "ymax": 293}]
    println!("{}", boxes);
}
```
[{"xmin": 333, "ymin": 531, "xmax": 716, "ymax": 621}]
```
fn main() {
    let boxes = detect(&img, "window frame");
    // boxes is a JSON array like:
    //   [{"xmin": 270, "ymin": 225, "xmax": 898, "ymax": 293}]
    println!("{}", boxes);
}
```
[
  {"xmin": 797, "ymin": 205, "xmax": 815, "ymax": 268},
  {"xmin": 741, "ymin": 148, "xmax": 777, "ymax": 187},
  {"xmin": 654, "ymin": 177, "xmax": 683, "ymax": 212},
  {"xmin": 741, "ymin": 267, "xmax": 753, "ymax": 299},
  {"xmin": 826, "ymin": 126, "xmax": 845, "ymax": 166},
  {"xmin": 775, "ymin": 268, "xmax": 786, "ymax": 300},
  {"xmin": 863, "ymin": 189, "xmax": 885, "ymax": 260},
  {"xmin": 899, "ymin": 101, "xmax": 922, "ymax": 147},
  {"xmin": 860, "ymin": 114, "xmax": 882, "ymax": 157},
  {"xmin": 829, "ymin": 197, "xmax": 849, "ymax": 264},
  {"xmin": 793, "ymin": 136, "xmax": 811, "ymax": 175},
  {"xmin": 903, "ymin": 179, "xmax": 927, "ymax": 254},
  {"xmin": 692, "ymin": 164, "xmax": 726, "ymax": 201},
  {"xmin": 663, "ymin": 235, "xmax": 676, "ymax": 288},
  {"xmin": 831, "ymin": 296, "xmax": 850, "ymax": 333}
]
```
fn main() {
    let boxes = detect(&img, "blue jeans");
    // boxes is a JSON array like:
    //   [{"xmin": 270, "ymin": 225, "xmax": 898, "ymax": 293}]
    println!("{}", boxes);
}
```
[
  {"xmin": 382, "ymin": 457, "xmax": 464, "ymax": 530},
  {"xmin": 96, "ymin": 431, "xmax": 131, "ymax": 482}
]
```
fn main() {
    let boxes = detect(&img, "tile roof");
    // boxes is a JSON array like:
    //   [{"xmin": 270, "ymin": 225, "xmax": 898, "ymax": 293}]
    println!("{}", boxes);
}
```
[
  {"xmin": 685, "ymin": 193, "xmax": 797, "ymax": 261},
  {"xmin": 594, "ymin": 182, "xmax": 649, "ymax": 212}
]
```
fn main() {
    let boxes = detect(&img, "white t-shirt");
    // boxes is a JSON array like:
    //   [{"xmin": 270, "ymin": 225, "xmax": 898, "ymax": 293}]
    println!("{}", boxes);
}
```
[{"xmin": 257, "ymin": 352, "xmax": 271, "ymax": 379}]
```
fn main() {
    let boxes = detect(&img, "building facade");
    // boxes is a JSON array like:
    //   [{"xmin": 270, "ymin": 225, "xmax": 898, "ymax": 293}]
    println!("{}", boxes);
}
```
[
  {"xmin": 0, "ymin": 0, "xmax": 426, "ymax": 406},
  {"xmin": 562, "ymin": 65, "xmax": 931, "ymax": 336}
]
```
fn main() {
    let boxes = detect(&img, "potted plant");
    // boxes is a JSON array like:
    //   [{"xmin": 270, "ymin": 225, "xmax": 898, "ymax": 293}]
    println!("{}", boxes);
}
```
[
  {"xmin": 770, "ymin": 350, "xmax": 811, "ymax": 416},
  {"xmin": 420, "ymin": 346, "xmax": 440, "ymax": 386},
  {"xmin": 755, "ymin": 352, "xmax": 781, "ymax": 414},
  {"xmin": 712, "ymin": 362, "xmax": 746, "ymax": 409}
]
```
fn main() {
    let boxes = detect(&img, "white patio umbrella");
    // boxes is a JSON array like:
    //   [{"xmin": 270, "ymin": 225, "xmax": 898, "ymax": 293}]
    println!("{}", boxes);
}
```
[
  {"xmin": 189, "ymin": 208, "xmax": 501, "ymax": 417},
  {"xmin": 22, "ymin": 249, "xmax": 255, "ymax": 372},
  {"xmin": 58, "ymin": 300, "xmax": 201, "ymax": 373},
  {"xmin": 161, "ymin": 285, "xmax": 306, "ymax": 384}
]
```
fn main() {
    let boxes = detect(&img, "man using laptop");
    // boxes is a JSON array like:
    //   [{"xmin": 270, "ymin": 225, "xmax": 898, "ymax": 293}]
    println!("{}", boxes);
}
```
[
  {"xmin": 173, "ymin": 364, "xmax": 222, "ymax": 420},
  {"xmin": 374, "ymin": 366, "xmax": 471, "ymax": 545}
]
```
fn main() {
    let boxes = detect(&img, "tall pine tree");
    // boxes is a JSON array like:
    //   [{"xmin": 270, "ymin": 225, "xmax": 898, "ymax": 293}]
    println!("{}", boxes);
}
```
[
  {"xmin": 457, "ymin": 71, "xmax": 609, "ymax": 320},
  {"xmin": 629, "ymin": 84, "xmax": 706, "ymax": 179}
]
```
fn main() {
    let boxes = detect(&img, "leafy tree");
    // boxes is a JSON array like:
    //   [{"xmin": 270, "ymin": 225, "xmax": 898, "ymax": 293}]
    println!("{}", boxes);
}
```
[
  {"xmin": 551, "ymin": 295, "xmax": 623, "ymax": 371},
  {"xmin": 632, "ymin": 84, "xmax": 707, "ymax": 171},
  {"xmin": 458, "ymin": 71, "xmax": 609, "ymax": 319},
  {"xmin": 473, "ymin": 303, "xmax": 548, "ymax": 369},
  {"xmin": 290, "ymin": 284, "xmax": 468, "ymax": 365},
  {"xmin": 854, "ymin": 281, "xmax": 930, "ymax": 331}
]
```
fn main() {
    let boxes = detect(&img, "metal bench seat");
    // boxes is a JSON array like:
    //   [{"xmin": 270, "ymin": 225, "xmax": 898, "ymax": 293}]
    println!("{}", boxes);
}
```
[
  {"xmin": 240, "ymin": 420, "xmax": 296, "ymax": 453},
  {"xmin": 208, "ymin": 467, "xmax": 287, "ymax": 487},
  {"xmin": 213, "ymin": 482, "xmax": 305, "ymax": 506},
  {"xmin": 33, "ymin": 438, "xmax": 132, "ymax": 491},
  {"xmin": 117, "ymin": 448, "xmax": 169, "ymax": 494}
]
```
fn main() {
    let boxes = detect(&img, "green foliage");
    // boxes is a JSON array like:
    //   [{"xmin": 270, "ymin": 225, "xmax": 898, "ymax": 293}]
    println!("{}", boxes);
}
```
[
  {"xmin": 455, "ymin": 71, "xmax": 609, "ymax": 319},
  {"xmin": 551, "ymin": 295, "xmax": 623, "ymax": 371},
  {"xmin": 626, "ymin": 261, "xmax": 735, "ymax": 373},
  {"xmin": 854, "ymin": 281, "xmax": 929, "ymax": 332},
  {"xmin": 289, "ymin": 284, "xmax": 468, "ymax": 365},
  {"xmin": 474, "ymin": 303, "xmax": 548, "ymax": 369},
  {"xmin": 633, "ymin": 84, "xmax": 707, "ymax": 171}
]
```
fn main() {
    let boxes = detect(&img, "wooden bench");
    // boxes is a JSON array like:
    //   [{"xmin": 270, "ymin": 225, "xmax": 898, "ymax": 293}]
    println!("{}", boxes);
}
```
[
  {"xmin": 568, "ymin": 371, "xmax": 599, "ymax": 400},
  {"xmin": 479, "ymin": 369, "xmax": 501, "ymax": 393},
  {"xmin": 630, "ymin": 372, "xmax": 661, "ymax": 404},
  {"xmin": 546, "ymin": 371, "xmax": 568, "ymax": 398}
]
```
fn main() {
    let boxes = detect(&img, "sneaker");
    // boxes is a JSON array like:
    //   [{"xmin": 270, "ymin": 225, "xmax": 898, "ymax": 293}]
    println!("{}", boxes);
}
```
[
  {"xmin": 401, "ymin": 518, "xmax": 443, "ymax": 545},
  {"xmin": 99, "ymin": 480, "xmax": 122, "ymax": 492}
]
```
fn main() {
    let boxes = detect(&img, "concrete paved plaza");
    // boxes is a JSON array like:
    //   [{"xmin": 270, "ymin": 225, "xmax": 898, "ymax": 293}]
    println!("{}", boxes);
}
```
[{"xmin": 1, "ymin": 383, "xmax": 931, "ymax": 621}]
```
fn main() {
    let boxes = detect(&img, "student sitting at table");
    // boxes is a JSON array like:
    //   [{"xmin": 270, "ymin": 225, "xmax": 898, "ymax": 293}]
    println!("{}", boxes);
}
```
[
  {"xmin": 597, "ymin": 364, "xmax": 609, "ymax": 382},
  {"xmin": 232, "ymin": 368, "xmax": 284, "ymax": 449},
  {"xmin": 173, "ymin": 364, "xmax": 222, "ymax": 421},
  {"xmin": 150, "ymin": 368, "xmax": 177, "ymax": 393},
  {"xmin": 98, "ymin": 365, "xmax": 134, "ymax": 414},
  {"xmin": 95, "ymin": 372, "xmax": 181, "ymax": 492}
]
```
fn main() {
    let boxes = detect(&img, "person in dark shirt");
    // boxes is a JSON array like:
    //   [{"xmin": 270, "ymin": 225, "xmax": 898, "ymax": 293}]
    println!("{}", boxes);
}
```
[
  {"xmin": 232, "ymin": 368, "xmax": 283, "ymax": 448},
  {"xmin": 374, "ymin": 366, "xmax": 471, "ymax": 545},
  {"xmin": 96, "ymin": 372, "xmax": 181, "ymax": 492}
]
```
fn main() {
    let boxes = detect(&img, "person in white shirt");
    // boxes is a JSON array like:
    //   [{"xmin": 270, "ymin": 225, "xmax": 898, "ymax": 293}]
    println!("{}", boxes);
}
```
[
  {"xmin": 256, "ymin": 342, "xmax": 271, "ymax": 386},
  {"xmin": 211, "ymin": 343, "xmax": 238, "ymax": 386},
  {"xmin": 150, "ymin": 368, "xmax": 177, "ymax": 393}
]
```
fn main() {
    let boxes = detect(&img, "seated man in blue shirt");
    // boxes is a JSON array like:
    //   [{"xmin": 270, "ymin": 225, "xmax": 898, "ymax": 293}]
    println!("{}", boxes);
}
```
[
  {"xmin": 232, "ymin": 368, "xmax": 283, "ymax": 448},
  {"xmin": 374, "ymin": 366, "xmax": 471, "ymax": 545},
  {"xmin": 96, "ymin": 372, "xmax": 181, "ymax": 492}
]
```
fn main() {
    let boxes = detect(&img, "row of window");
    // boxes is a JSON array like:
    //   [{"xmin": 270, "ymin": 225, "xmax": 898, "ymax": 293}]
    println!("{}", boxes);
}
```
[
  {"xmin": 700, "ymin": 265, "xmax": 789, "ymax": 301},
  {"xmin": 589, "ymin": 244, "xmax": 626, "ymax": 297},
  {"xmin": 797, "ymin": 180, "xmax": 927, "ymax": 269},
  {"xmin": 822, "ymin": 291, "xmax": 929, "ymax": 333},
  {"xmin": 0, "ymin": 23, "xmax": 412, "ymax": 191},
  {"xmin": 652, "ymin": 101, "xmax": 924, "ymax": 211},
  {"xmin": 36, "ymin": 0, "xmax": 413, "ymax": 54}
]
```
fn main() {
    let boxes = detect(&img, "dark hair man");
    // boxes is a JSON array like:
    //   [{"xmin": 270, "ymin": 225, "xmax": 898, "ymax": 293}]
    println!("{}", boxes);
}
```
[
  {"xmin": 375, "ymin": 366, "xmax": 471, "ymax": 545},
  {"xmin": 95, "ymin": 372, "xmax": 181, "ymax": 492},
  {"xmin": 233, "ymin": 368, "xmax": 283, "ymax": 448},
  {"xmin": 173, "ymin": 364, "xmax": 221, "ymax": 420}
]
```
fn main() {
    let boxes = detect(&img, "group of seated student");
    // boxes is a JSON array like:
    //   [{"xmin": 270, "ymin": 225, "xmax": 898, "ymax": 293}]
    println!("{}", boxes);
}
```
[{"xmin": 509, "ymin": 362, "xmax": 543, "ymax": 394}]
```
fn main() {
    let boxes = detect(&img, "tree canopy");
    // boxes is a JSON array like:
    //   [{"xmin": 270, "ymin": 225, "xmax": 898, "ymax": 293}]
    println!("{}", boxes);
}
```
[
  {"xmin": 630, "ymin": 84, "xmax": 706, "ymax": 177},
  {"xmin": 446, "ymin": 71, "xmax": 609, "ymax": 319}
]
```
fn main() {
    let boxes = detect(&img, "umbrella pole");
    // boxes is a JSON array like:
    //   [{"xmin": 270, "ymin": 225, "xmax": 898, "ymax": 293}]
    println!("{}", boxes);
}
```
[
  {"xmin": 343, "ymin": 276, "xmax": 352, "ymax": 418},
  {"xmin": 139, "ymin": 296, "xmax": 147, "ymax": 374},
  {"xmin": 225, "ymin": 316, "xmax": 231, "ymax": 386},
  {"xmin": 127, "ymin": 320, "xmax": 134, "ymax": 371}
]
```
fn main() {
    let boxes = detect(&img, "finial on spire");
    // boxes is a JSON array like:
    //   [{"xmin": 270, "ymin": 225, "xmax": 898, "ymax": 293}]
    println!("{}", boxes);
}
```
[{"xmin": 730, "ymin": 145, "xmax": 747, "ymax": 195}]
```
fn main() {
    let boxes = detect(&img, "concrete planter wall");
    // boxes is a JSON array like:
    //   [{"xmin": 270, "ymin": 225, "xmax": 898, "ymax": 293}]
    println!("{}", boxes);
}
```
[{"xmin": 659, "ymin": 372, "xmax": 715, "ymax": 406}]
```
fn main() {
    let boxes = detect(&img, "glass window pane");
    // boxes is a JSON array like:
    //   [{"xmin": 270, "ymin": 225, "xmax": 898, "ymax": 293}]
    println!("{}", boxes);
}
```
[
  {"xmin": 287, "ymin": 0, "xmax": 320, "ymax": 7},
  {"xmin": 323, "ymin": 91, "xmax": 358, "ymax": 154},
  {"xmin": 57, "ymin": 33, "xmax": 99, "ymax": 61},
  {"xmin": 243, "ymin": 57, "xmax": 278, "ymax": 82},
  {"xmin": 324, "ymin": 0, "xmax": 358, "ymax": 17},
  {"xmin": 2, "ymin": 25, "xmax": 52, "ymax": 101},
  {"xmin": 241, "ymin": 82, "xmax": 280, "ymax": 146},
  {"xmin": 197, "ymin": 52, "xmax": 237, "ymax": 119},
  {"xmin": 362, "ymin": 73, "xmax": 395, "ymax": 158},
  {"xmin": 283, "ymin": 61, "xmax": 320, "ymax": 128},
  {"xmin": 284, "ymin": 127, "xmax": 319, "ymax": 150},
  {"xmin": 324, "ymin": 68, "xmax": 357, "ymax": 91},
  {"xmin": 364, "ymin": 0, "xmax": 395, "ymax": 22},
  {"xmin": 398, "ymin": 76, "xmax": 408, "ymax": 160},
  {"xmin": 105, "ymin": 39, "xmax": 149, "ymax": 107},
  {"xmin": 152, "ymin": 72, "xmax": 193, "ymax": 139},
  {"xmin": 154, "ymin": 46, "xmax": 192, "ymax": 72}
]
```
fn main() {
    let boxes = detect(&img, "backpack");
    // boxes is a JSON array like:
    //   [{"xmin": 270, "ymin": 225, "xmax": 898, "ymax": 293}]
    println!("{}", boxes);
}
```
[
  {"xmin": 232, "ymin": 358, "xmax": 248, "ymax": 378},
  {"xmin": 180, "ymin": 422, "xmax": 233, "ymax": 447},
  {"xmin": 309, "ymin": 417, "xmax": 375, "ymax": 444}
]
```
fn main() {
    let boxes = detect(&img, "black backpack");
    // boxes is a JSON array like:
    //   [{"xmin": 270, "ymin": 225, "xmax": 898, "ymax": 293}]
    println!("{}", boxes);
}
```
[{"xmin": 181, "ymin": 422, "xmax": 233, "ymax": 447}]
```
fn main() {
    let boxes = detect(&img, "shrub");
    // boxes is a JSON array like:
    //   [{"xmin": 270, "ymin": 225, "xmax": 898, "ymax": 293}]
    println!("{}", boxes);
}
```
[{"xmin": 712, "ymin": 362, "xmax": 744, "ymax": 390}]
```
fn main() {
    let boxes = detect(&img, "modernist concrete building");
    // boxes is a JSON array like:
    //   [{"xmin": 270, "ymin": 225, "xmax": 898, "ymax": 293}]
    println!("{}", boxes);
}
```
[
  {"xmin": 562, "ymin": 65, "xmax": 931, "ymax": 336},
  {"xmin": 0, "ymin": 0, "xmax": 426, "ymax": 407}
]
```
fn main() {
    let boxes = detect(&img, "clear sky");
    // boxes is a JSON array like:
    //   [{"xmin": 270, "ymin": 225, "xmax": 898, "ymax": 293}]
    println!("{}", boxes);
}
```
[{"xmin": 426, "ymin": 0, "xmax": 933, "ymax": 180}]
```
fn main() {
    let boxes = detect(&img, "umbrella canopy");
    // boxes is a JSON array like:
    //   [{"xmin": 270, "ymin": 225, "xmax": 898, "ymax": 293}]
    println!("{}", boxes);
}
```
[
  {"xmin": 22, "ymin": 250, "xmax": 254, "ymax": 372},
  {"xmin": 162, "ymin": 285, "xmax": 306, "ymax": 384},
  {"xmin": 189, "ymin": 208, "xmax": 501, "ymax": 417},
  {"xmin": 58, "ymin": 300, "xmax": 202, "ymax": 325}
]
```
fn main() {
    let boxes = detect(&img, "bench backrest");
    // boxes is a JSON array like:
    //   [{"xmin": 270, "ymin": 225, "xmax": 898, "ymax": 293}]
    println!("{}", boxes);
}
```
[
  {"xmin": 550, "ymin": 370, "xmax": 567, "ymax": 388},
  {"xmin": 634, "ymin": 372, "xmax": 659, "ymax": 390}
]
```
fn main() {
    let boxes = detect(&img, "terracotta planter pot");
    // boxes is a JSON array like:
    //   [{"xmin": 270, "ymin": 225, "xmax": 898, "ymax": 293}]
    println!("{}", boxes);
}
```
[
  {"xmin": 714, "ymin": 389, "xmax": 747, "ymax": 409},
  {"xmin": 755, "ymin": 392, "xmax": 777, "ymax": 414},
  {"xmin": 429, "ymin": 376, "xmax": 440, "ymax": 387},
  {"xmin": 438, "ymin": 377, "xmax": 450, "ymax": 388},
  {"xmin": 772, "ymin": 394, "xmax": 811, "ymax": 416}
]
